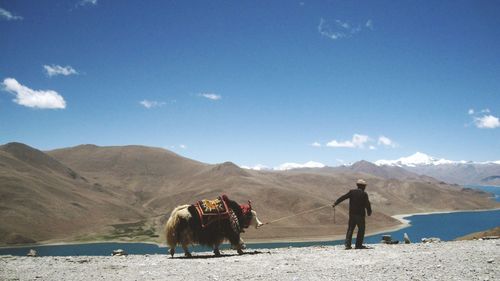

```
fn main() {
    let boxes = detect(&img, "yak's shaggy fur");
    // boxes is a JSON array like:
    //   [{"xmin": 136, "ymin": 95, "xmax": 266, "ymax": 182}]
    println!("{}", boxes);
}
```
[{"xmin": 165, "ymin": 197, "xmax": 262, "ymax": 257}]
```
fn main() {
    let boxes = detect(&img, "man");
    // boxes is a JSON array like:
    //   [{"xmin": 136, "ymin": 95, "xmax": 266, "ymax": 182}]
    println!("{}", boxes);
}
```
[{"xmin": 332, "ymin": 179, "xmax": 372, "ymax": 250}]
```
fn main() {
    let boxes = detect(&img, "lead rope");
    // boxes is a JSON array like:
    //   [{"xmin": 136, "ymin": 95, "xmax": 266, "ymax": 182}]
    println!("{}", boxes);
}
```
[{"xmin": 261, "ymin": 204, "xmax": 332, "ymax": 226}]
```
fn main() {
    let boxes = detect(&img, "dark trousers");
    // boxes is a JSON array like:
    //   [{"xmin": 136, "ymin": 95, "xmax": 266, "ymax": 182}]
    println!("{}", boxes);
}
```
[{"xmin": 345, "ymin": 215, "xmax": 365, "ymax": 248}]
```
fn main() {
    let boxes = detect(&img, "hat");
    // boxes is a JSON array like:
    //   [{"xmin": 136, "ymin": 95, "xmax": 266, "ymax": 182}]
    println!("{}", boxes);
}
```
[{"xmin": 356, "ymin": 179, "xmax": 367, "ymax": 186}]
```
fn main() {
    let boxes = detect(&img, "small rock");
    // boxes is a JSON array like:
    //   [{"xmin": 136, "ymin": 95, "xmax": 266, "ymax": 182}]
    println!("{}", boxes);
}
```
[
  {"xmin": 487, "ymin": 259, "xmax": 494, "ymax": 264},
  {"xmin": 404, "ymin": 233, "xmax": 411, "ymax": 244},
  {"xmin": 422, "ymin": 237, "xmax": 441, "ymax": 243},
  {"xmin": 27, "ymin": 249, "xmax": 37, "ymax": 257},
  {"xmin": 112, "ymin": 249, "xmax": 128, "ymax": 256}
]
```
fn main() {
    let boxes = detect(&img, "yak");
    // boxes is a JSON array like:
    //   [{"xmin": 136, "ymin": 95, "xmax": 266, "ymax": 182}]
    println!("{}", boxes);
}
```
[{"xmin": 165, "ymin": 194, "xmax": 263, "ymax": 257}]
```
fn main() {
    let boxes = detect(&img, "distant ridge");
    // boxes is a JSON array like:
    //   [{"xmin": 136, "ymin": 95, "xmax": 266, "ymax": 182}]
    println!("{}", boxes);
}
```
[{"xmin": 374, "ymin": 152, "xmax": 500, "ymax": 185}]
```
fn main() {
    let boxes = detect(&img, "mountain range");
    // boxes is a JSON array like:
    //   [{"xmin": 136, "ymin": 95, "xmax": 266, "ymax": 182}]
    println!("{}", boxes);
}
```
[
  {"xmin": 374, "ymin": 152, "xmax": 500, "ymax": 186},
  {"xmin": 250, "ymin": 152, "xmax": 500, "ymax": 186},
  {"xmin": 0, "ymin": 143, "xmax": 498, "ymax": 245}
]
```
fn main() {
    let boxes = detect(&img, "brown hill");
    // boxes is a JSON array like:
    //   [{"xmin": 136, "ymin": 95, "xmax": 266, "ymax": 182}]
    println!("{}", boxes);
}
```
[
  {"xmin": 1, "ymin": 142, "xmax": 498, "ymax": 245},
  {"xmin": 47, "ymin": 144, "xmax": 208, "ymax": 209},
  {"xmin": 0, "ymin": 143, "xmax": 145, "ymax": 245}
]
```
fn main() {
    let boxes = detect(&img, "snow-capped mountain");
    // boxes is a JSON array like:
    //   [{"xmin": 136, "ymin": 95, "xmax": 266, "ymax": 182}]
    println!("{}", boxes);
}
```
[
  {"xmin": 241, "ymin": 153, "xmax": 500, "ymax": 186},
  {"xmin": 376, "ymin": 152, "xmax": 500, "ymax": 185},
  {"xmin": 376, "ymin": 152, "xmax": 467, "ymax": 167},
  {"xmin": 375, "ymin": 152, "xmax": 500, "ymax": 167}
]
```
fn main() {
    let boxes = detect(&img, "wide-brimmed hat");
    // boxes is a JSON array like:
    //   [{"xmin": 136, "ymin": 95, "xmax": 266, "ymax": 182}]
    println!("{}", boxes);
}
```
[{"xmin": 356, "ymin": 179, "xmax": 367, "ymax": 186}]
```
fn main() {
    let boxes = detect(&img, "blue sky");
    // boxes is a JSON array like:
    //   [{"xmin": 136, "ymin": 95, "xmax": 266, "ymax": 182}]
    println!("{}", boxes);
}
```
[{"xmin": 1, "ymin": 0, "xmax": 499, "ymax": 168}]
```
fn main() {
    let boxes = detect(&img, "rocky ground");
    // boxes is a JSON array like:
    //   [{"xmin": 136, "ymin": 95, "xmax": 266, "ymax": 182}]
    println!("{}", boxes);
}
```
[{"xmin": 1, "ymin": 240, "xmax": 498, "ymax": 281}]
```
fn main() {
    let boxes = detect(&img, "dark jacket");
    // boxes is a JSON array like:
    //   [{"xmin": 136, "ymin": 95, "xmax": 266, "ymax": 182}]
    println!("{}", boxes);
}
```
[{"xmin": 334, "ymin": 188, "xmax": 372, "ymax": 216}]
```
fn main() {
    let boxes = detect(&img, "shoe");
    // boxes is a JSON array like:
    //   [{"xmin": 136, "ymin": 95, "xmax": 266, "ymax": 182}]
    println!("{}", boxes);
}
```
[
  {"xmin": 345, "ymin": 246, "xmax": 352, "ymax": 250},
  {"xmin": 355, "ymin": 245, "xmax": 370, "ymax": 249}
]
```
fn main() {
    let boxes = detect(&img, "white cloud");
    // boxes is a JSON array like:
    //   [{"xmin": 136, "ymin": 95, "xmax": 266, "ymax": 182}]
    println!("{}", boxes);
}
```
[
  {"xmin": 168, "ymin": 144, "xmax": 188, "ymax": 150},
  {"xmin": 335, "ymin": 19, "xmax": 350, "ymax": 30},
  {"xmin": 318, "ymin": 18, "xmax": 346, "ymax": 40},
  {"xmin": 139, "ymin": 100, "xmax": 166, "ymax": 109},
  {"xmin": 327, "ymin": 134, "xmax": 369, "ymax": 149},
  {"xmin": 474, "ymin": 115, "xmax": 500, "ymax": 129},
  {"xmin": 200, "ymin": 93, "xmax": 221, "ymax": 101},
  {"xmin": 2, "ymin": 78, "xmax": 66, "ymax": 109},
  {"xmin": 378, "ymin": 136, "xmax": 397, "ymax": 147},
  {"xmin": 468, "ymin": 109, "xmax": 499, "ymax": 129},
  {"xmin": 318, "ymin": 18, "xmax": 371, "ymax": 41},
  {"xmin": 326, "ymin": 140, "xmax": 355, "ymax": 148},
  {"xmin": 366, "ymin": 19, "xmax": 374, "ymax": 30},
  {"xmin": 311, "ymin": 142, "xmax": 321, "ymax": 147},
  {"xmin": 78, "ymin": 0, "xmax": 98, "ymax": 6},
  {"xmin": 0, "ymin": 8, "xmax": 23, "ymax": 21},
  {"xmin": 369, "ymin": 145, "xmax": 376, "ymax": 150},
  {"xmin": 43, "ymin": 65, "xmax": 78, "ymax": 77},
  {"xmin": 274, "ymin": 161, "xmax": 325, "ymax": 171}
]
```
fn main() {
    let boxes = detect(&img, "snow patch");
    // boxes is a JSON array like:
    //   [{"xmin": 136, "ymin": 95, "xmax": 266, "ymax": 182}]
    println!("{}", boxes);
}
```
[{"xmin": 375, "ymin": 152, "xmax": 498, "ymax": 167}]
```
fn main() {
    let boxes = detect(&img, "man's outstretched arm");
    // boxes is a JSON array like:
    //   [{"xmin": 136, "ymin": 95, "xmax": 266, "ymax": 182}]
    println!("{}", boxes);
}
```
[{"xmin": 332, "ymin": 191, "xmax": 351, "ymax": 207}]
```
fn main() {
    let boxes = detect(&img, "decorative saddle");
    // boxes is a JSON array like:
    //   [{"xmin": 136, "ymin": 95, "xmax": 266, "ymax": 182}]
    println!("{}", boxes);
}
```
[
  {"xmin": 195, "ymin": 196, "xmax": 229, "ymax": 217},
  {"xmin": 194, "ymin": 195, "xmax": 240, "ymax": 233}
]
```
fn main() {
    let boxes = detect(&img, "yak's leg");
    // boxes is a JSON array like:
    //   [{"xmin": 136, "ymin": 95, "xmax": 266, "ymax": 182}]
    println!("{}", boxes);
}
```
[
  {"xmin": 213, "ymin": 244, "xmax": 221, "ymax": 257},
  {"xmin": 236, "ymin": 245, "xmax": 244, "ymax": 255},
  {"xmin": 182, "ymin": 243, "xmax": 191, "ymax": 257},
  {"xmin": 169, "ymin": 248, "xmax": 175, "ymax": 257},
  {"xmin": 239, "ymin": 238, "xmax": 247, "ymax": 250},
  {"xmin": 228, "ymin": 235, "xmax": 244, "ymax": 255}
]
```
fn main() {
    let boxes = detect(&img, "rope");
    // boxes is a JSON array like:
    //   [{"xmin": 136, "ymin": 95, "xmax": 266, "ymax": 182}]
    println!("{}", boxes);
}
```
[
  {"xmin": 153, "ymin": 203, "xmax": 337, "ymax": 225},
  {"xmin": 261, "ymin": 204, "xmax": 331, "ymax": 226}
]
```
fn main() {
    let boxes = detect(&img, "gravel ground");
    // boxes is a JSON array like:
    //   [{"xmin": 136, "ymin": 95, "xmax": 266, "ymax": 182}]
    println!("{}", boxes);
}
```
[{"xmin": 1, "ymin": 240, "xmax": 498, "ymax": 281}]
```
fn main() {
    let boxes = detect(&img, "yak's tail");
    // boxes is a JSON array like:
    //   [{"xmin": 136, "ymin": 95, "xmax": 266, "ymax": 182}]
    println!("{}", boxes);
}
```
[{"xmin": 165, "ymin": 204, "xmax": 190, "ymax": 257}]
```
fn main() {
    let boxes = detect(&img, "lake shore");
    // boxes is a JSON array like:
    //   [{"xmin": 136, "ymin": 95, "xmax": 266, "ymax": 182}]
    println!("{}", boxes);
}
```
[
  {"xmin": 391, "ymin": 207, "xmax": 500, "ymax": 227},
  {"xmin": 1, "ymin": 240, "xmax": 498, "ymax": 281}
]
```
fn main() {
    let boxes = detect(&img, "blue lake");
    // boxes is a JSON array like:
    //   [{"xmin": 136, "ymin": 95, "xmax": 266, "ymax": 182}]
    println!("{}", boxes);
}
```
[
  {"xmin": 465, "ymin": 185, "xmax": 500, "ymax": 202},
  {"xmin": 1, "ymin": 186, "xmax": 499, "ymax": 256}
]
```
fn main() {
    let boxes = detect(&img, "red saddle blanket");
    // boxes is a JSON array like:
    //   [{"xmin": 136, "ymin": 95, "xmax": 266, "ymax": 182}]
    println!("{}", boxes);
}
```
[{"xmin": 194, "ymin": 196, "xmax": 230, "ymax": 228}]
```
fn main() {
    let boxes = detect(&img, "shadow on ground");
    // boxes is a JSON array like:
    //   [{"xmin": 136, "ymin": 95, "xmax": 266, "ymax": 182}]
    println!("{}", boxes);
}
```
[{"xmin": 172, "ymin": 250, "xmax": 269, "ymax": 259}]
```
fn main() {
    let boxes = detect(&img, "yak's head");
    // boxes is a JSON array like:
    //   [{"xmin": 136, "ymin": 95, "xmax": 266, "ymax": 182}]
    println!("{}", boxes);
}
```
[{"xmin": 240, "ymin": 200, "xmax": 264, "ymax": 229}]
